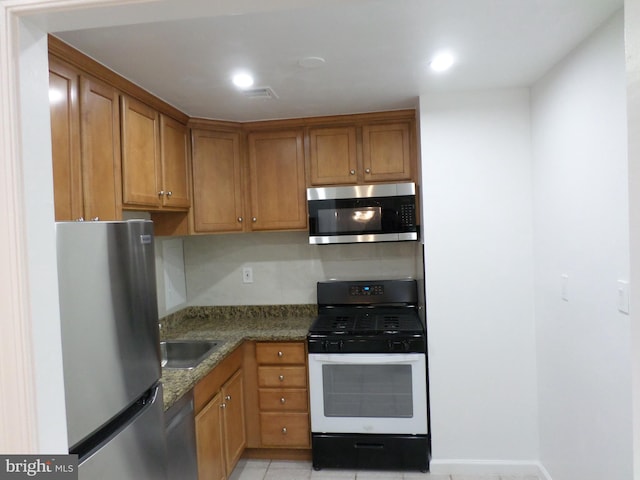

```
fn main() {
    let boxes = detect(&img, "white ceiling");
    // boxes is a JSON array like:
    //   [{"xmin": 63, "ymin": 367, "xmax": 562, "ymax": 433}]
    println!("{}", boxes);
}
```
[{"xmin": 53, "ymin": 0, "xmax": 623, "ymax": 122}]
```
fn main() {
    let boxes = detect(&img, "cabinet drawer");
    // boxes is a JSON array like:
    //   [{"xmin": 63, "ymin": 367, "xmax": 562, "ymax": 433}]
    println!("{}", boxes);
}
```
[
  {"xmin": 258, "ymin": 389, "xmax": 308, "ymax": 412},
  {"xmin": 256, "ymin": 342, "xmax": 306, "ymax": 365},
  {"xmin": 259, "ymin": 412, "xmax": 310, "ymax": 447},
  {"xmin": 258, "ymin": 366, "xmax": 307, "ymax": 388}
]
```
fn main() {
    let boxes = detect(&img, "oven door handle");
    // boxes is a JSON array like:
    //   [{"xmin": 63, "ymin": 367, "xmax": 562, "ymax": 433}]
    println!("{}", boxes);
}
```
[{"xmin": 309, "ymin": 354, "xmax": 423, "ymax": 365}]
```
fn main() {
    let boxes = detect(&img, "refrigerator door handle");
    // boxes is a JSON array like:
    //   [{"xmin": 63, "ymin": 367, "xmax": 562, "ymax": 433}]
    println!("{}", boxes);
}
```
[{"xmin": 74, "ymin": 384, "xmax": 168, "ymax": 480}]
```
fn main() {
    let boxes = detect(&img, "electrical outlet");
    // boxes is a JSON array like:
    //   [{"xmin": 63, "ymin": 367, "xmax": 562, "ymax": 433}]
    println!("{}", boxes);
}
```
[{"xmin": 242, "ymin": 267, "xmax": 253, "ymax": 284}]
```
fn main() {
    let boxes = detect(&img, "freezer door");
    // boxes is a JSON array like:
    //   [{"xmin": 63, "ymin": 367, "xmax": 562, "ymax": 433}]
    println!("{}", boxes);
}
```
[
  {"xmin": 79, "ymin": 384, "xmax": 167, "ymax": 480},
  {"xmin": 56, "ymin": 220, "xmax": 162, "ymax": 448}
]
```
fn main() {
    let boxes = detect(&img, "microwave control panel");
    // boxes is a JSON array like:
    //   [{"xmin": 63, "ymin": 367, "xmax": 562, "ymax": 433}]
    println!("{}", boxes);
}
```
[{"xmin": 400, "ymin": 204, "xmax": 416, "ymax": 226}]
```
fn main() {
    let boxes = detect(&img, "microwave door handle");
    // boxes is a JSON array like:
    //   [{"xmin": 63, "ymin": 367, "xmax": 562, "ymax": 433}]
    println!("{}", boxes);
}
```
[{"xmin": 311, "ymin": 354, "xmax": 421, "ymax": 364}]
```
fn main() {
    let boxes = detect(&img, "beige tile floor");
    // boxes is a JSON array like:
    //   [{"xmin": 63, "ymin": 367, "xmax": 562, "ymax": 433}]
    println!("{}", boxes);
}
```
[{"xmin": 228, "ymin": 459, "xmax": 541, "ymax": 480}]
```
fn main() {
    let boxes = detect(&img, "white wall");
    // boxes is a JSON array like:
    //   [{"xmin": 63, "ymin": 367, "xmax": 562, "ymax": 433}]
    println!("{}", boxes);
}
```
[
  {"xmin": 531, "ymin": 11, "xmax": 631, "ymax": 480},
  {"xmin": 419, "ymin": 89, "xmax": 539, "ymax": 474},
  {"xmin": 18, "ymin": 18, "xmax": 69, "ymax": 452},
  {"xmin": 625, "ymin": 1, "xmax": 640, "ymax": 478}
]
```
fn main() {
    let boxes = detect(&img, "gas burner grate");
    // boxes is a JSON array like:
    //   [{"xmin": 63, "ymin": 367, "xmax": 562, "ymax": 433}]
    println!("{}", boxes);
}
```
[
  {"xmin": 382, "ymin": 315, "xmax": 400, "ymax": 332},
  {"xmin": 331, "ymin": 316, "xmax": 354, "ymax": 330},
  {"xmin": 353, "ymin": 316, "xmax": 377, "ymax": 332}
]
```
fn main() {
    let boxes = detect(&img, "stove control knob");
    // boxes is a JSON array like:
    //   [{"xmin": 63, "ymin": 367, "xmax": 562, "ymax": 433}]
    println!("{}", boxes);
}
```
[{"xmin": 403, "ymin": 340, "xmax": 411, "ymax": 352}]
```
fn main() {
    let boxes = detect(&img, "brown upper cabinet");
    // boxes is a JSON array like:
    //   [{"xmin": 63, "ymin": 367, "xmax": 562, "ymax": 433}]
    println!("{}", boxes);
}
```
[
  {"xmin": 191, "ymin": 129, "xmax": 244, "ymax": 233},
  {"xmin": 308, "ymin": 119, "xmax": 415, "ymax": 186},
  {"xmin": 191, "ymin": 125, "xmax": 307, "ymax": 234},
  {"xmin": 247, "ymin": 129, "xmax": 307, "ymax": 231},
  {"xmin": 308, "ymin": 126, "xmax": 358, "ymax": 185},
  {"xmin": 159, "ymin": 115, "xmax": 191, "ymax": 208},
  {"xmin": 49, "ymin": 56, "xmax": 122, "ymax": 222},
  {"xmin": 121, "ymin": 96, "xmax": 190, "ymax": 211}
]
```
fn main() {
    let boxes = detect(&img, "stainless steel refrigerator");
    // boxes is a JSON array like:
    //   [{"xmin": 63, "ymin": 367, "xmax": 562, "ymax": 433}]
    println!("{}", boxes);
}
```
[{"xmin": 56, "ymin": 220, "xmax": 167, "ymax": 479}]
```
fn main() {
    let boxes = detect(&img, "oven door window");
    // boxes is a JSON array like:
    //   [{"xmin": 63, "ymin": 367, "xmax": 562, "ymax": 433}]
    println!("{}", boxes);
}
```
[{"xmin": 322, "ymin": 364, "xmax": 413, "ymax": 418}]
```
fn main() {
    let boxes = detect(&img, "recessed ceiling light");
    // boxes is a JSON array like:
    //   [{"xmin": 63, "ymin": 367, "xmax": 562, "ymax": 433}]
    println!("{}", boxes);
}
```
[
  {"xmin": 232, "ymin": 72, "xmax": 254, "ymax": 89},
  {"xmin": 429, "ymin": 52, "xmax": 455, "ymax": 72}
]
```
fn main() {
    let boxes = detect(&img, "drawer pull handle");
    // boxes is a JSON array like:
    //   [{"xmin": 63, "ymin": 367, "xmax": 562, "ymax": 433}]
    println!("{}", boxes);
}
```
[
  {"xmin": 280, "ymin": 397, "xmax": 286, "ymax": 404},
  {"xmin": 282, "ymin": 427, "xmax": 287, "ymax": 434},
  {"xmin": 279, "ymin": 375, "xmax": 285, "ymax": 381},
  {"xmin": 277, "ymin": 351, "xmax": 284, "ymax": 358}
]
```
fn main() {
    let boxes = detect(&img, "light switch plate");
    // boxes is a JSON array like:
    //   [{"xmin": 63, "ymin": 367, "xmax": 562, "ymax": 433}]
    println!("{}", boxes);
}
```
[
  {"xmin": 617, "ymin": 280, "xmax": 629, "ymax": 314},
  {"xmin": 561, "ymin": 274, "xmax": 569, "ymax": 301}
]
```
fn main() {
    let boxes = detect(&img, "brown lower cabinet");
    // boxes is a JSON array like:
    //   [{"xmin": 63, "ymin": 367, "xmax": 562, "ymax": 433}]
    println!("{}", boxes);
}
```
[
  {"xmin": 254, "ymin": 341, "xmax": 310, "ymax": 449},
  {"xmin": 193, "ymin": 341, "xmax": 310, "ymax": 479},
  {"xmin": 194, "ymin": 348, "xmax": 246, "ymax": 480}
]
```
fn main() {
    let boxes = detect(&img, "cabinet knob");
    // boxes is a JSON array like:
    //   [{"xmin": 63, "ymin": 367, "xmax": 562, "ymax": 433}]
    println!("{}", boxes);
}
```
[
  {"xmin": 365, "ymin": 168, "xmax": 371, "ymax": 174},
  {"xmin": 220, "ymin": 403, "xmax": 226, "ymax": 409},
  {"xmin": 279, "ymin": 375, "xmax": 285, "ymax": 382},
  {"xmin": 349, "ymin": 170, "xmax": 356, "ymax": 175},
  {"xmin": 252, "ymin": 217, "xmax": 257, "ymax": 222},
  {"xmin": 280, "ymin": 397, "xmax": 286, "ymax": 404},
  {"xmin": 281, "ymin": 427, "xmax": 287, "ymax": 434},
  {"xmin": 166, "ymin": 191, "xmax": 173, "ymax": 198},
  {"xmin": 225, "ymin": 395, "xmax": 231, "ymax": 401},
  {"xmin": 277, "ymin": 351, "xmax": 284, "ymax": 358},
  {"xmin": 158, "ymin": 190, "xmax": 165, "ymax": 197},
  {"xmin": 238, "ymin": 217, "xmax": 243, "ymax": 223}
]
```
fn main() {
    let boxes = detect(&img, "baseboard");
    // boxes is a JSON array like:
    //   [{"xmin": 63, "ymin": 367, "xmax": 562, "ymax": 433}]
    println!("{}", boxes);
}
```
[
  {"xmin": 429, "ymin": 459, "xmax": 552, "ymax": 479},
  {"xmin": 242, "ymin": 448, "xmax": 312, "ymax": 461}
]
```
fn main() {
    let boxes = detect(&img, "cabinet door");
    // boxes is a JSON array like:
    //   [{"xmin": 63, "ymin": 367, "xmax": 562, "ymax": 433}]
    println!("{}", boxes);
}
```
[
  {"xmin": 222, "ymin": 369, "xmax": 246, "ymax": 477},
  {"xmin": 79, "ymin": 75, "xmax": 122, "ymax": 221},
  {"xmin": 362, "ymin": 122, "xmax": 412, "ymax": 183},
  {"xmin": 196, "ymin": 391, "xmax": 226, "ymax": 480},
  {"xmin": 191, "ymin": 129, "xmax": 244, "ymax": 233},
  {"xmin": 248, "ymin": 130, "xmax": 307, "ymax": 231},
  {"xmin": 121, "ymin": 96, "xmax": 162, "ymax": 208},
  {"xmin": 49, "ymin": 58, "xmax": 83, "ymax": 221},
  {"xmin": 160, "ymin": 115, "xmax": 190, "ymax": 209},
  {"xmin": 308, "ymin": 126, "xmax": 357, "ymax": 185}
]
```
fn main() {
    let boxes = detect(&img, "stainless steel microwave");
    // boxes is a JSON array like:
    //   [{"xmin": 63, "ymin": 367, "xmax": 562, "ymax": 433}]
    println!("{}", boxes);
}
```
[{"xmin": 307, "ymin": 182, "xmax": 418, "ymax": 244}]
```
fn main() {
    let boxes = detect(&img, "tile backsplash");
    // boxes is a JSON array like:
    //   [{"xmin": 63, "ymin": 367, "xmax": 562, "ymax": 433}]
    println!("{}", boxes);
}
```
[{"xmin": 165, "ymin": 231, "xmax": 419, "ymax": 309}]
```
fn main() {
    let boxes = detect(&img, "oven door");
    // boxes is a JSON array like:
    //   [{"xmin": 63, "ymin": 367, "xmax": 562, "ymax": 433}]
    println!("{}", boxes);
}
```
[{"xmin": 308, "ymin": 353, "xmax": 428, "ymax": 435}]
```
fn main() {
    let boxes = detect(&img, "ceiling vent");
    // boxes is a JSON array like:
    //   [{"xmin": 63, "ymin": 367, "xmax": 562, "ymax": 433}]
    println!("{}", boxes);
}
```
[{"xmin": 241, "ymin": 86, "xmax": 278, "ymax": 99}]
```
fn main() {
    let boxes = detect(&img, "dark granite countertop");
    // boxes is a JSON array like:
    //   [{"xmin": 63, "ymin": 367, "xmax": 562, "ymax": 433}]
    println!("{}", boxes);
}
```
[{"xmin": 160, "ymin": 305, "xmax": 316, "ymax": 411}]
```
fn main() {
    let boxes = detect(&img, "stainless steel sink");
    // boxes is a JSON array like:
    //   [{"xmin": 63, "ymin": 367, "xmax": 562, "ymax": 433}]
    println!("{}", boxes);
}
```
[{"xmin": 160, "ymin": 340, "xmax": 221, "ymax": 369}]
